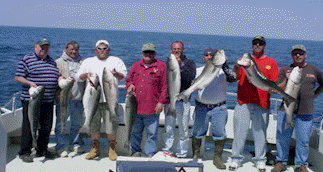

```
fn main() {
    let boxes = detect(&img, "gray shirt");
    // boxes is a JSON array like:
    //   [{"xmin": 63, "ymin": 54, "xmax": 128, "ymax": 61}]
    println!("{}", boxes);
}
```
[{"xmin": 279, "ymin": 63, "xmax": 323, "ymax": 114}]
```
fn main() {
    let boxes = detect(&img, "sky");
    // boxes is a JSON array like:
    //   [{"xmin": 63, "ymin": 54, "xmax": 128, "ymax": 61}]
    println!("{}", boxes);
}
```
[{"xmin": 1, "ymin": 0, "xmax": 323, "ymax": 41}]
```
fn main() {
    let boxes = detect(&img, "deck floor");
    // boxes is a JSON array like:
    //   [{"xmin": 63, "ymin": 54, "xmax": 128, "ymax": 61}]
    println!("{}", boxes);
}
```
[{"xmin": 6, "ymin": 141, "xmax": 318, "ymax": 172}]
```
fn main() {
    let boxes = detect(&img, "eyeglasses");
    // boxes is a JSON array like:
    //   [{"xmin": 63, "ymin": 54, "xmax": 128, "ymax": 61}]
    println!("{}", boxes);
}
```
[
  {"xmin": 252, "ymin": 40, "xmax": 265, "ymax": 46},
  {"xmin": 97, "ymin": 47, "xmax": 108, "ymax": 51},
  {"xmin": 291, "ymin": 51, "xmax": 305, "ymax": 56},
  {"xmin": 143, "ymin": 51, "xmax": 155, "ymax": 55},
  {"xmin": 203, "ymin": 53, "xmax": 213, "ymax": 56}
]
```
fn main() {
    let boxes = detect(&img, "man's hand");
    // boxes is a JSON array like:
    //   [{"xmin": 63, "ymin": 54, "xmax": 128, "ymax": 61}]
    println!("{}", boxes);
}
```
[
  {"xmin": 127, "ymin": 84, "xmax": 135, "ymax": 94},
  {"xmin": 112, "ymin": 69, "xmax": 124, "ymax": 80},
  {"xmin": 155, "ymin": 102, "xmax": 164, "ymax": 114}
]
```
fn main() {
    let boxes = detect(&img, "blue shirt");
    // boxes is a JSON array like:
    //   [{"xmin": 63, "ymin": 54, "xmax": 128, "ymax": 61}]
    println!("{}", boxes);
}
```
[{"xmin": 15, "ymin": 53, "xmax": 59, "ymax": 102}]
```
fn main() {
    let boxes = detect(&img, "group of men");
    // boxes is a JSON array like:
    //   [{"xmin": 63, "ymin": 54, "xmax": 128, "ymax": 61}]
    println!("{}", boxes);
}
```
[{"xmin": 15, "ymin": 36, "xmax": 323, "ymax": 172}]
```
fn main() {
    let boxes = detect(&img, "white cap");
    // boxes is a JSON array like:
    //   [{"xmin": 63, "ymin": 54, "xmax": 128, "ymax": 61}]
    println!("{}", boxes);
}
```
[{"xmin": 95, "ymin": 40, "xmax": 109, "ymax": 47}]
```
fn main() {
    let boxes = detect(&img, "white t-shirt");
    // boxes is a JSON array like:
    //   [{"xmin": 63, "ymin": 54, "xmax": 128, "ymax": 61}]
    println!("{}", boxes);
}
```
[
  {"xmin": 77, "ymin": 56, "xmax": 127, "ymax": 102},
  {"xmin": 195, "ymin": 66, "xmax": 227, "ymax": 104}
]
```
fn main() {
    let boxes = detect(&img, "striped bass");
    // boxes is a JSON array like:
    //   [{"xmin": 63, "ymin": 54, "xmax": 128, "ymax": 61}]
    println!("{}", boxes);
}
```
[
  {"xmin": 79, "ymin": 74, "xmax": 100, "ymax": 133},
  {"xmin": 167, "ymin": 54, "xmax": 181, "ymax": 114},
  {"xmin": 102, "ymin": 67, "xmax": 119, "ymax": 133},
  {"xmin": 178, "ymin": 49, "xmax": 226, "ymax": 102},
  {"xmin": 28, "ymin": 86, "xmax": 45, "ymax": 147},
  {"xmin": 237, "ymin": 53, "xmax": 296, "ymax": 102},
  {"xmin": 58, "ymin": 77, "xmax": 75, "ymax": 132},
  {"xmin": 124, "ymin": 92, "xmax": 137, "ymax": 149},
  {"xmin": 283, "ymin": 66, "xmax": 302, "ymax": 128}
]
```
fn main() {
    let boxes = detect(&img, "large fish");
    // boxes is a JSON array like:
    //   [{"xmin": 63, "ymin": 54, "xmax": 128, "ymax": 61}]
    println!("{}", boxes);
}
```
[
  {"xmin": 237, "ymin": 53, "xmax": 296, "ymax": 102},
  {"xmin": 283, "ymin": 66, "xmax": 302, "ymax": 128},
  {"xmin": 167, "ymin": 54, "xmax": 181, "ymax": 114},
  {"xmin": 58, "ymin": 77, "xmax": 75, "ymax": 132},
  {"xmin": 79, "ymin": 74, "xmax": 100, "ymax": 133},
  {"xmin": 102, "ymin": 67, "xmax": 119, "ymax": 132},
  {"xmin": 123, "ymin": 92, "xmax": 137, "ymax": 149},
  {"xmin": 28, "ymin": 86, "xmax": 45, "ymax": 147},
  {"xmin": 178, "ymin": 49, "xmax": 226, "ymax": 102}
]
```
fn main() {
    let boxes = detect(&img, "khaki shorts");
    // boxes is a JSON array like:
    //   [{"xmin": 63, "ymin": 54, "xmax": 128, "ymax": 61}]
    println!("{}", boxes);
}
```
[{"xmin": 90, "ymin": 103, "xmax": 119, "ymax": 134}]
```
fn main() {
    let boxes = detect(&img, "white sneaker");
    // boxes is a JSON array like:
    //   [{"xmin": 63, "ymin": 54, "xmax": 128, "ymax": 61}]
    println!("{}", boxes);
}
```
[
  {"xmin": 229, "ymin": 161, "xmax": 241, "ymax": 171},
  {"xmin": 60, "ymin": 150, "xmax": 69, "ymax": 158},
  {"xmin": 256, "ymin": 161, "xmax": 266, "ymax": 172},
  {"xmin": 74, "ymin": 146, "xmax": 85, "ymax": 153}
]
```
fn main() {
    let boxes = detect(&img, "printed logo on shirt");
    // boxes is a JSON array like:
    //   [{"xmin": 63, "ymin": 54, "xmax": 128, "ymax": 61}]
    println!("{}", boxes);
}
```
[
  {"xmin": 265, "ymin": 65, "xmax": 271, "ymax": 70},
  {"xmin": 306, "ymin": 74, "xmax": 316, "ymax": 78}
]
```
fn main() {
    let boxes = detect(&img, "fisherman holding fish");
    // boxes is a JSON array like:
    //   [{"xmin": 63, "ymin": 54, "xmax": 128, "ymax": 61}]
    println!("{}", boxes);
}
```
[
  {"xmin": 191, "ymin": 48, "xmax": 236, "ymax": 169},
  {"xmin": 271, "ymin": 45, "xmax": 323, "ymax": 172},
  {"xmin": 126, "ymin": 43, "xmax": 168, "ymax": 157},
  {"xmin": 229, "ymin": 36, "xmax": 279, "ymax": 172},
  {"xmin": 54, "ymin": 40, "xmax": 86, "ymax": 157},
  {"xmin": 163, "ymin": 41, "xmax": 196, "ymax": 158},
  {"xmin": 15, "ymin": 38, "xmax": 59, "ymax": 162},
  {"xmin": 77, "ymin": 40, "xmax": 127, "ymax": 161}
]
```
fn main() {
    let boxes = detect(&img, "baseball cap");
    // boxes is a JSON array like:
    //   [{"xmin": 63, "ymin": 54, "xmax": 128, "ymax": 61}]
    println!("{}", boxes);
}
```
[
  {"xmin": 142, "ymin": 43, "xmax": 156, "ymax": 52},
  {"xmin": 37, "ymin": 38, "xmax": 50, "ymax": 46},
  {"xmin": 96, "ymin": 40, "xmax": 109, "ymax": 47},
  {"xmin": 252, "ymin": 36, "xmax": 266, "ymax": 45},
  {"xmin": 203, "ymin": 48, "xmax": 216, "ymax": 56},
  {"xmin": 291, "ymin": 44, "xmax": 306, "ymax": 52}
]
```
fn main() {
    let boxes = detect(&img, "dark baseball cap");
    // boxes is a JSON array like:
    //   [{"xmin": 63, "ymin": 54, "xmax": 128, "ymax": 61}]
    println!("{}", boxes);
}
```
[
  {"xmin": 37, "ymin": 38, "xmax": 51, "ymax": 46},
  {"xmin": 252, "ymin": 36, "xmax": 266, "ymax": 45},
  {"xmin": 203, "ymin": 48, "xmax": 216, "ymax": 56}
]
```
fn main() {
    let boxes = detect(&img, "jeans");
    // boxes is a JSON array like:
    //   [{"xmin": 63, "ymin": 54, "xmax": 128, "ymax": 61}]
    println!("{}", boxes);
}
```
[
  {"xmin": 19, "ymin": 100, "xmax": 54, "ymax": 155},
  {"xmin": 55, "ymin": 100, "xmax": 84, "ymax": 151},
  {"xmin": 231, "ymin": 103, "xmax": 269, "ymax": 164},
  {"xmin": 192, "ymin": 102, "xmax": 228, "ymax": 140},
  {"xmin": 275, "ymin": 111, "xmax": 314, "ymax": 166},
  {"xmin": 130, "ymin": 114, "xmax": 159, "ymax": 156},
  {"xmin": 163, "ymin": 100, "xmax": 191, "ymax": 157}
]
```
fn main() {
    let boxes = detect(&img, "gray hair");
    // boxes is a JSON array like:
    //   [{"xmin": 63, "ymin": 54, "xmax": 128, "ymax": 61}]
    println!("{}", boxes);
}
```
[{"xmin": 65, "ymin": 40, "xmax": 80, "ymax": 49}]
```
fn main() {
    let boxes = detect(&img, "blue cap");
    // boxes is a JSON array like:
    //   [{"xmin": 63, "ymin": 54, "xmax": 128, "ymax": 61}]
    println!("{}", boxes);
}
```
[{"xmin": 203, "ymin": 48, "xmax": 216, "ymax": 56}]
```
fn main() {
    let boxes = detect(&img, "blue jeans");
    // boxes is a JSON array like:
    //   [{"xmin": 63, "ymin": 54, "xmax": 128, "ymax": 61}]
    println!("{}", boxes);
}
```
[
  {"xmin": 130, "ymin": 114, "xmax": 159, "ymax": 156},
  {"xmin": 192, "ymin": 102, "xmax": 227, "ymax": 140},
  {"xmin": 163, "ymin": 100, "xmax": 191, "ymax": 157},
  {"xmin": 55, "ymin": 100, "xmax": 84, "ymax": 151},
  {"xmin": 276, "ymin": 111, "xmax": 314, "ymax": 166},
  {"xmin": 231, "ymin": 103, "xmax": 269, "ymax": 164}
]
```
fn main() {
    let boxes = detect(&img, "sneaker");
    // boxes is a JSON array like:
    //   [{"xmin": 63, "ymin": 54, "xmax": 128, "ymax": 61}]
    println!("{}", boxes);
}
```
[
  {"xmin": 131, "ymin": 152, "xmax": 143, "ymax": 157},
  {"xmin": 19, "ymin": 154, "xmax": 33, "ymax": 163},
  {"xmin": 44, "ymin": 150, "xmax": 56, "ymax": 159},
  {"xmin": 60, "ymin": 150, "xmax": 69, "ymax": 158},
  {"xmin": 256, "ymin": 161, "xmax": 266, "ymax": 172},
  {"xmin": 229, "ymin": 161, "xmax": 241, "ymax": 171},
  {"xmin": 271, "ymin": 162, "xmax": 287, "ymax": 172},
  {"xmin": 74, "ymin": 146, "xmax": 85, "ymax": 154},
  {"xmin": 294, "ymin": 166, "xmax": 309, "ymax": 172}
]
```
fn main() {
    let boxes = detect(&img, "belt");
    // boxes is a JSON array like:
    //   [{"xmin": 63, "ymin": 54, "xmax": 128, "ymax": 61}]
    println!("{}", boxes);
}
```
[{"xmin": 196, "ymin": 100, "xmax": 226, "ymax": 109}]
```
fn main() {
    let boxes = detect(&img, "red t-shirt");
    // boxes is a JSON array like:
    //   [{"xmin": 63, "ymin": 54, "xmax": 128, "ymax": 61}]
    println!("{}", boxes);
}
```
[
  {"xmin": 126, "ymin": 59, "xmax": 169, "ymax": 114},
  {"xmin": 237, "ymin": 56, "xmax": 279, "ymax": 109}
]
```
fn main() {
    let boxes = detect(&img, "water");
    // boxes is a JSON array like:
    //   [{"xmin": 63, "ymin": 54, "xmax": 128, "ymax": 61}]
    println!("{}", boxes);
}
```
[{"xmin": 1, "ymin": 25, "xmax": 323, "ymax": 115}]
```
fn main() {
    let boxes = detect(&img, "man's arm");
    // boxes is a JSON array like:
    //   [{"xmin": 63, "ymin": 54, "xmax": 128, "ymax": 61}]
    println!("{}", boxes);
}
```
[{"xmin": 15, "ymin": 76, "xmax": 37, "ymax": 87}]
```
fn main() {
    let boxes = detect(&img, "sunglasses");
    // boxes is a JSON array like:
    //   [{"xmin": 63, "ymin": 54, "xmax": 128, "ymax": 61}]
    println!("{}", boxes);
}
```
[
  {"xmin": 291, "ymin": 51, "xmax": 306, "ymax": 56},
  {"xmin": 97, "ymin": 47, "xmax": 108, "ymax": 51},
  {"xmin": 252, "ymin": 40, "xmax": 265, "ymax": 46},
  {"xmin": 143, "ymin": 51, "xmax": 155, "ymax": 55}
]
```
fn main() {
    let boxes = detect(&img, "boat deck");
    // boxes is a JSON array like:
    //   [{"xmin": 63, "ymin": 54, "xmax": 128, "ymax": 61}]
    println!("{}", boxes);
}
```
[{"xmin": 5, "ymin": 138, "xmax": 319, "ymax": 172}]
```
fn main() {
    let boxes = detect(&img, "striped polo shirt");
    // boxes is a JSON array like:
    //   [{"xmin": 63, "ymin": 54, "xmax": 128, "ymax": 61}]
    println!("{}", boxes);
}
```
[{"xmin": 15, "ymin": 53, "xmax": 59, "ymax": 102}]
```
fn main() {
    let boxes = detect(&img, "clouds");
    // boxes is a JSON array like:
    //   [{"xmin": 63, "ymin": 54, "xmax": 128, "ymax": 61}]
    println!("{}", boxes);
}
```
[{"xmin": 3, "ymin": 2, "xmax": 323, "ymax": 41}]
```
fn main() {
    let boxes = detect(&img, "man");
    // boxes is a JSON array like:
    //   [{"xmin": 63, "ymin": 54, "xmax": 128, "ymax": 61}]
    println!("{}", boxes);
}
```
[
  {"xmin": 271, "ymin": 45, "xmax": 323, "ymax": 172},
  {"xmin": 54, "ymin": 40, "xmax": 85, "ymax": 157},
  {"xmin": 15, "ymin": 38, "xmax": 59, "ymax": 162},
  {"xmin": 77, "ymin": 40, "xmax": 126, "ymax": 160},
  {"xmin": 191, "ymin": 48, "xmax": 236, "ymax": 169},
  {"xmin": 126, "ymin": 43, "xmax": 168, "ymax": 157},
  {"xmin": 163, "ymin": 41, "xmax": 196, "ymax": 158},
  {"xmin": 229, "ymin": 36, "xmax": 279, "ymax": 172}
]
